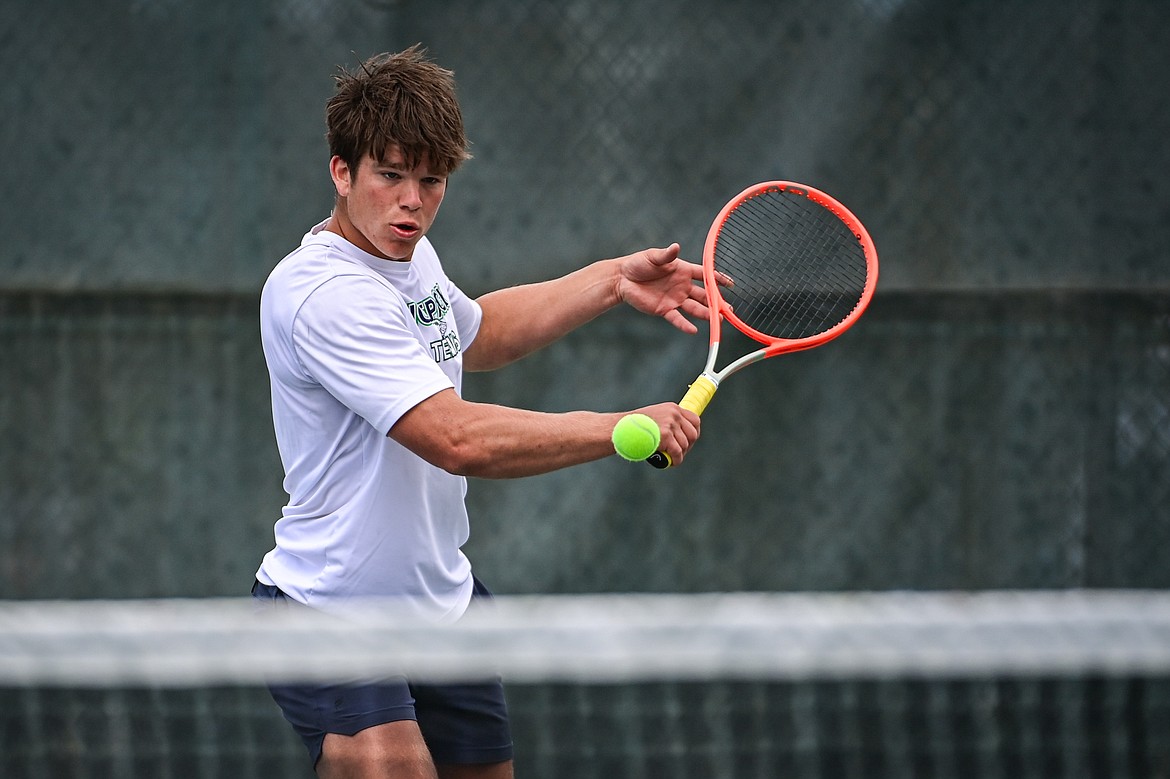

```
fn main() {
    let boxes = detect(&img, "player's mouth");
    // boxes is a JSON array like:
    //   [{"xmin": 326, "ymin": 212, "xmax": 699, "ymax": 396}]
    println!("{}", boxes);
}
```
[{"xmin": 390, "ymin": 222, "xmax": 420, "ymax": 240}]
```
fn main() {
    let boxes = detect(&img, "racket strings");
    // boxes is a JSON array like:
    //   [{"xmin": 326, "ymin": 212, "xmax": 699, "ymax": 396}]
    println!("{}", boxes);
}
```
[{"xmin": 714, "ymin": 188, "xmax": 869, "ymax": 340}]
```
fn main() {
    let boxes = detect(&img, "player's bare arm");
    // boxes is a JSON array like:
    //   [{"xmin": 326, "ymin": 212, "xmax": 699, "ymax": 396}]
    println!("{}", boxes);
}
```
[
  {"xmin": 463, "ymin": 244, "xmax": 710, "ymax": 372},
  {"xmin": 387, "ymin": 388, "xmax": 700, "ymax": 478}
]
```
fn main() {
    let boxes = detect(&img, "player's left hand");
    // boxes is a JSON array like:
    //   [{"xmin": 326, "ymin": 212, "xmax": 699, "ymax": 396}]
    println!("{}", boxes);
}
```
[{"xmin": 614, "ymin": 244, "xmax": 712, "ymax": 334}]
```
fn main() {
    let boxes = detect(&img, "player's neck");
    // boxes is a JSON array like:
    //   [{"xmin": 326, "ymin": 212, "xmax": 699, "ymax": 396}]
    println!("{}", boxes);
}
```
[
  {"xmin": 323, "ymin": 207, "xmax": 353, "ymax": 244},
  {"xmin": 325, "ymin": 206, "xmax": 386, "ymax": 260}
]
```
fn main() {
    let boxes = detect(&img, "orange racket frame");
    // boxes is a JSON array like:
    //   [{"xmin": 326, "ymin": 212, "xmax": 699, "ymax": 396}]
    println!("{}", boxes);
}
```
[{"xmin": 649, "ymin": 181, "xmax": 879, "ymax": 468}]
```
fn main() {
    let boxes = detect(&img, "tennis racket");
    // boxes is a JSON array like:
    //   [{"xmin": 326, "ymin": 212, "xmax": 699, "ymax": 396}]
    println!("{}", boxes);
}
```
[{"xmin": 647, "ymin": 181, "xmax": 878, "ymax": 468}]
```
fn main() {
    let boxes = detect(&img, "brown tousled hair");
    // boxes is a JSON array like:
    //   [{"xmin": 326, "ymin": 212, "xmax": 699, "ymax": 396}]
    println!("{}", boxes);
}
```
[{"xmin": 325, "ymin": 45, "xmax": 471, "ymax": 176}]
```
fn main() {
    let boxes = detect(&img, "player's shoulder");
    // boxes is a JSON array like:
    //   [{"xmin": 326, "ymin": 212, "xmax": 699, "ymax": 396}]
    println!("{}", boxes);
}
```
[
  {"xmin": 266, "ymin": 230, "xmax": 379, "ymax": 291},
  {"xmin": 264, "ymin": 246, "xmax": 395, "ymax": 338}
]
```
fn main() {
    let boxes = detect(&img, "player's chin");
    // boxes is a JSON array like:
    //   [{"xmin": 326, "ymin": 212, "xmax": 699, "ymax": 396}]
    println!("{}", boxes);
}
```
[{"xmin": 375, "ymin": 236, "xmax": 418, "ymax": 261}]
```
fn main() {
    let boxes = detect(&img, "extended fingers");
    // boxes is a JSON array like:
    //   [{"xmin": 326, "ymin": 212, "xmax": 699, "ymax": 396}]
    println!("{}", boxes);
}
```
[
  {"xmin": 659, "ymin": 290, "xmax": 711, "ymax": 334},
  {"xmin": 662, "ymin": 308, "xmax": 699, "ymax": 334},
  {"xmin": 687, "ymin": 280, "xmax": 708, "ymax": 303}
]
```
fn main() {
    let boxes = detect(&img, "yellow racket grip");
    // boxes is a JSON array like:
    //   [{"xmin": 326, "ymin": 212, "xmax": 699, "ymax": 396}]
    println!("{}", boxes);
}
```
[
  {"xmin": 647, "ymin": 375, "xmax": 719, "ymax": 469},
  {"xmin": 679, "ymin": 375, "xmax": 718, "ymax": 416}
]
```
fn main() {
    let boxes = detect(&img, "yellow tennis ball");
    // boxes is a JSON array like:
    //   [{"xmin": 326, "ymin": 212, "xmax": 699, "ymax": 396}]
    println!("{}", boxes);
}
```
[{"xmin": 612, "ymin": 413, "xmax": 661, "ymax": 461}]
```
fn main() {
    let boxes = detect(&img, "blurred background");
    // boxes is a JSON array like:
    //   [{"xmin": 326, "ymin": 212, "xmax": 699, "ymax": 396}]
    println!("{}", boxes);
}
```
[
  {"xmin": 2, "ymin": 1, "xmax": 1169, "ymax": 775},
  {"xmin": 3, "ymin": 0, "xmax": 1167, "ymax": 601}
]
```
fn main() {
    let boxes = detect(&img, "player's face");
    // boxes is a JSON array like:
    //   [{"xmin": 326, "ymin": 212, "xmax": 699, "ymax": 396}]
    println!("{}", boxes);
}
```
[{"xmin": 331, "ymin": 146, "xmax": 447, "ymax": 261}]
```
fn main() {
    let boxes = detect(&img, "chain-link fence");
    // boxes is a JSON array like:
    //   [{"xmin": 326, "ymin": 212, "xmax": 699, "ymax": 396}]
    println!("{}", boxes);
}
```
[{"xmin": 2, "ymin": 1, "xmax": 1166, "ymax": 293}]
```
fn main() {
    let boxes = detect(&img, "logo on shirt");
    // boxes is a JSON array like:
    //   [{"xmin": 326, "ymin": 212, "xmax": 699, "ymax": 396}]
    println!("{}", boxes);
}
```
[
  {"xmin": 409, "ymin": 284, "xmax": 451, "ymax": 327},
  {"xmin": 408, "ymin": 284, "xmax": 461, "ymax": 363}
]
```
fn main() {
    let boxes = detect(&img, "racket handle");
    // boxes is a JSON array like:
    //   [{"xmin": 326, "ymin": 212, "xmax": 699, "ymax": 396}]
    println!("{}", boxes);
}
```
[
  {"xmin": 678, "ymin": 375, "xmax": 718, "ymax": 416},
  {"xmin": 646, "ymin": 375, "xmax": 719, "ymax": 469}
]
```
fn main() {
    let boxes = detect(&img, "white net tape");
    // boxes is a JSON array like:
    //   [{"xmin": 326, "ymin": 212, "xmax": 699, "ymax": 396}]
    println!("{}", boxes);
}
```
[{"xmin": 3, "ymin": 590, "xmax": 1170, "ymax": 687}]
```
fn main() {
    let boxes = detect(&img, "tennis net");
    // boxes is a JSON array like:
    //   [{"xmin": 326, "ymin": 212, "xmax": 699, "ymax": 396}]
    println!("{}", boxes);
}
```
[{"xmin": 3, "ymin": 590, "xmax": 1169, "ymax": 778}]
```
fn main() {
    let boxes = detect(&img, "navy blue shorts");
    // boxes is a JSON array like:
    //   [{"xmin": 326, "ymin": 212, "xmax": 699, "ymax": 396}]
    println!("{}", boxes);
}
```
[{"xmin": 251, "ymin": 579, "xmax": 513, "ymax": 769}]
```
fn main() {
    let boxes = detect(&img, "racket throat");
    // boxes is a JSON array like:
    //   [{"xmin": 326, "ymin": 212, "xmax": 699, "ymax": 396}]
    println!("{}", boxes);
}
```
[{"xmin": 680, "ymin": 374, "xmax": 720, "ymax": 416}]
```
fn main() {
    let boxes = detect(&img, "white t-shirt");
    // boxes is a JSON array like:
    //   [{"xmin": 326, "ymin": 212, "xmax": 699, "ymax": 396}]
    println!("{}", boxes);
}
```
[{"xmin": 256, "ymin": 220, "xmax": 483, "ymax": 621}]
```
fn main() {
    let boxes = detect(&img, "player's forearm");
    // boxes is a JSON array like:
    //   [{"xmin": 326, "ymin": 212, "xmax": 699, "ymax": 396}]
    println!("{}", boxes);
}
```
[
  {"xmin": 391, "ymin": 391, "xmax": 620, "ymax": 478},
  {"xmin": 454, "ymin": 408, "xmax": 619, "ymax": 478},
  {"xmin": 464, "ymin": 258, "xmax": 623, "ymax": 371}
]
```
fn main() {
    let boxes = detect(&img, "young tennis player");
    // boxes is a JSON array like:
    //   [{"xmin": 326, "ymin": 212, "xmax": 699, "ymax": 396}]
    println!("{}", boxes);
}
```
[{"xmin": 253, "ymin": 46, "xmax": 709, "ymax": 778}]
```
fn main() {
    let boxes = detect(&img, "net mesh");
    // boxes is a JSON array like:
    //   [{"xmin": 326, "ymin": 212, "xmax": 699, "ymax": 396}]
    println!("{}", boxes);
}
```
[
  {"xmin": 715, "ymin": 186, "xmax": 872, "ymax": 342},
  {"xmin": 3, "ymin": 591, "xmax": 1170, "ymax": 779}
]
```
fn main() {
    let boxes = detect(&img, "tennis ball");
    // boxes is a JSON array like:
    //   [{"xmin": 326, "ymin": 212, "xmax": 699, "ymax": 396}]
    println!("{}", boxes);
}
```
[{"xmin": 612, "ymin": 413, "xmax": 661, "ymax": 461}]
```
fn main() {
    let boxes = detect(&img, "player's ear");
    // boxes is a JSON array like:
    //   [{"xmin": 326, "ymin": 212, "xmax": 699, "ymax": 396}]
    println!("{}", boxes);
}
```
[{"xmin": 329, "ymin": 155, "xmax": 352, "ymax": 198}]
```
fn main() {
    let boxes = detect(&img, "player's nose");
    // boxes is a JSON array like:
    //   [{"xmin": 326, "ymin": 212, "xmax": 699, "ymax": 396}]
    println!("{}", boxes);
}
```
[{"xmin": 399, "ymin": 180, "xmax": 423, "ymax": 210}]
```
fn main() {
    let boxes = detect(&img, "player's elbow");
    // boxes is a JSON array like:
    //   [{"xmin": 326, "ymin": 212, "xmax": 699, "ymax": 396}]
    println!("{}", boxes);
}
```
[
  {"xmin": 389, "ymin": 392, "xmax": 509, "ymax": 477},
  {"xmin": 420, "ymin": 432, "xmax": 494, "ymax": 477},
  {"xmin": 389, "ymin": 391, "xmax": 489, "ymax": 475}
]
